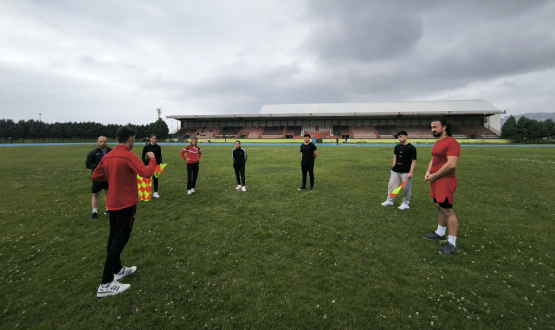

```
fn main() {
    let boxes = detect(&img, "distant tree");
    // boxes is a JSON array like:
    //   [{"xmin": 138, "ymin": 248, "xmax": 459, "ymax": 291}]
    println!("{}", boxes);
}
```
[
  {"xmin": 515, "ymin": 116, "xmax": 532, "ymax": 142},
  {"xmin": 542, "ymin": 119, "xmax": 554, "ymax": 142},
  {"xmin": 501, "ymin": 115, "xmax": 517, "ymax": 138},
  {"xmin": 529, "ymin": 119, "xmax": 542, "ymax": 143},
  {"xmin": 149, "ymin": 119, "xmax": 169, "ymax": 140}
]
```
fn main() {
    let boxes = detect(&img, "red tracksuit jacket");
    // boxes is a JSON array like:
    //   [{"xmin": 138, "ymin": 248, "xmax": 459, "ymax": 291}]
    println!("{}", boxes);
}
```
[
  {"xmin": 180, "ymin": 145, "xmax": 202, "ymax": 164},
  {"xmin": 92, "ymin": 144, "xmax": 157, "ymax": 211}
]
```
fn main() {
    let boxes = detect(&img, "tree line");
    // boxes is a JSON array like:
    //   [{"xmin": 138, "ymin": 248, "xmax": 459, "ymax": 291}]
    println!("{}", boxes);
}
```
[
  {"xmin": 501, "ymin": 116, "xmax": 554, "ymax": 142},
  {"xmin": 0, "ymin": 119, "xmax": 169, "ymax": 140}
]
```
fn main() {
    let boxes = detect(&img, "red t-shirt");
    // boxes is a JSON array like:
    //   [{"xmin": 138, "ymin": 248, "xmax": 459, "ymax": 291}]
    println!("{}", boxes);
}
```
[
  {"xmin": 92, "ymin": 145, "xmax": 157, "ymax": 211},
  {"xmin": 431, "ymin": 136, "xmax": 461, "ymax": 177},
  {"xmin": 180, "ymin": 146, "xmax": 202, "ymax": 164}
]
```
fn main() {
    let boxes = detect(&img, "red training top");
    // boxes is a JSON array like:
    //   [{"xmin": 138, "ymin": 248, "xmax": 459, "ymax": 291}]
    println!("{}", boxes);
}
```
[
  {"xmin": 92, "ymin": 145, "xmax": 157, "ymax": 211},
  {"xmin": 431, "ymin": 136, "xmax": 461, "ymax": 177},
  {"xmin": 180, "ymin": 145, "xmax": 202, "ymax": 164}
]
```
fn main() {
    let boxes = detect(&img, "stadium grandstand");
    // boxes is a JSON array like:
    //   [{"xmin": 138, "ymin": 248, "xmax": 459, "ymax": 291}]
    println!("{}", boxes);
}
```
[{"xmin": 167, "ymin": 100, "xmax": 504, "ymax": 140}]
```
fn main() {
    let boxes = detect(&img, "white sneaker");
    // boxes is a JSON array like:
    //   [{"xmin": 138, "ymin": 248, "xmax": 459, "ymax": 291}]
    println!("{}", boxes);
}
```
[
  {"xmin": 187, "ymin": 190, "xmax": 192, "ymax": 195},
  {"xmin": 97, "ymin": 280, "xmax": 130, "ymax": 298},
  {"xmin": 236, "ymin": 185, "xmax": 242, "ymax": 190},
  {"xmin": 113, "ymin": 266, "xmax": 137, "ymax": 281},
  {"xmin": 241, "ymin": 186, "xmax": 246, "ymax": 192},
  {"xmin": 381, "ymin": 201, "xmax": 394, "ymax": 206},
  {"xmin": 398, "ymin": 203, "xmax": 410, "ymax": 210},
  {"xmin": 191, "ymin": 188, "xmax": 195, "ymax": 194},
  {"xmin": 153, "ymin": 192, "xmax": 160, "ymax": 198}
]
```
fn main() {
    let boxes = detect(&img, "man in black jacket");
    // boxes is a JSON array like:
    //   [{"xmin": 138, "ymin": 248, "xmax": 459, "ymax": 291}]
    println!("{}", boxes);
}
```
[
  {"xmin": 232, "ymin": 140, "xmax": 247, "ymax": 191},
  {"xmin": 86, "ymin": 136, "xmax": 112, "ymax": 220},
  {"xmin": 142, "ymin": 134, "xmax": 163, "ymax": 198}
]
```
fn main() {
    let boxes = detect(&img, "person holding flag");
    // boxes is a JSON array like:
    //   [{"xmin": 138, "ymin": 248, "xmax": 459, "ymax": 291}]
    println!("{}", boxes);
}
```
[
  {"xmin": 381, "ymin": 130, "xmax": 417, "ymax": 210},
  {"xmin": 92, "ymin": 127, "xmax": 157, "ymax": 297},
  {"xmin": 422, "ymin": 119, "xmax": 461, "ymax": 255},
  {"xmin": 142, "ymin": 134, "xmax": 163, "ymax": 198},
  {"xmin": 180, "ymin": 137, "xmax": 202, "ymax": 195}
]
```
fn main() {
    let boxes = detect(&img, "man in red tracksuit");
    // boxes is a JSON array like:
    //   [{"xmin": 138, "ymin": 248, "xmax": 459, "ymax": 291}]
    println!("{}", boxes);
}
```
[{"xmin": 92, "ymin": 127, "xmax": 157, "ymax": 297}]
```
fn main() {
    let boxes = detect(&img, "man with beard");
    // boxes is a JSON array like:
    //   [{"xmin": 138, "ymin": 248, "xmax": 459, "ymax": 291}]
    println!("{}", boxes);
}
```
[
  {"xmin": 422, "ymin": 119, "xmax": 461, "ymax": 255},
  {"xmin": 86, "ymin": 136, "xmax": 112, "ymax": 220},
  {"xmin": 93, "ymin": 127, "xmax": 157, "ymax": 297}
]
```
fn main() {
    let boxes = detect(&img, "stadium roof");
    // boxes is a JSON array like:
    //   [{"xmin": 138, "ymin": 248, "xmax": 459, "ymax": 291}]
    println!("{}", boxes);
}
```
[{"xmin": 167, "ymin": 100, "xmax": 504, "ymax": 121}]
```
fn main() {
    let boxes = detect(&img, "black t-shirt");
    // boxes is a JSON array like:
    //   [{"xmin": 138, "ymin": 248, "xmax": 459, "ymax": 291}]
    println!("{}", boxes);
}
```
[
  {"xmin": 392, "ymin": 143, "xmax": 417, "ymax": 173},
  {"xmin": 300, "ymin": 142, "xmax": 317, "ymax": 164}
]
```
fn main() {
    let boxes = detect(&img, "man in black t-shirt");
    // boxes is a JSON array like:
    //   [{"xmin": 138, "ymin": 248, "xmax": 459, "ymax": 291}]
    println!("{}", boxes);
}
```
[
  {"xmin": 299, "ymin": 134, "xmax": 318, "ymax": 191},
  {"xmin": 381, "ymin": 130, "xmax": 417, "ymax": 210},
  {"xmin": 86, "ymin": 136, "xmax": 112, "ymax": 220}
]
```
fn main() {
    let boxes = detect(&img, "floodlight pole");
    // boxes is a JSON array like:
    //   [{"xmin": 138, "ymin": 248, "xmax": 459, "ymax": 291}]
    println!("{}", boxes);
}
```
[
  {"xmin": 39, "ymin": 113, "xmax": 42, "ymax": 122},
  {"xmin": 157, "ymin": 108, "xmax": 162, "ymax": 121}
]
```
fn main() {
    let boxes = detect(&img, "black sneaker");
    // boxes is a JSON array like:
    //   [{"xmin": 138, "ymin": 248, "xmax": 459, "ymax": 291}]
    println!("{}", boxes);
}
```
[
  {"xmin": 298, "ymin": 186, "xmax": 306, "ymax": 191},
  {"xmin": 438, "ymin": 242, "xmax": 459, "ymax": 255},
  {"xmin": 91, "ymin": 212, "xmax": 98, "ymax": 220},
  {"xmin": 310, "ymin": 187, "xmax": 314, "ymax": 192},
  {"xmin": 104, "ymin": 210, "xmax": 110, "ymax": 215},
  {"xmin": 422, "ymin": 231, "xmax": 447, "ymax": 242}
]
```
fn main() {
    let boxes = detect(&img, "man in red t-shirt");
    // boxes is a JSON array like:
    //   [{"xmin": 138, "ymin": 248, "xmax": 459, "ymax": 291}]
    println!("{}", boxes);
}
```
[
  {"xmin": 92, "ymin": 127, "xmax": 157, "ymax": 297},
  {"xmin": 422, "ymin": 119, "xmax": 461, "ymax": 255}
]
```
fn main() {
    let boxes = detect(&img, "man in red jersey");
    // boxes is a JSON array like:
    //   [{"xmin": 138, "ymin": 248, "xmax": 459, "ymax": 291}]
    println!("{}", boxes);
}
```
[
  {"xmin": 92, "ymin": 127, "xmax": 157, "ymax": 297},
  {"xmin": 422, "ymin": 119, "xmax": 461, "ymax": 255}
]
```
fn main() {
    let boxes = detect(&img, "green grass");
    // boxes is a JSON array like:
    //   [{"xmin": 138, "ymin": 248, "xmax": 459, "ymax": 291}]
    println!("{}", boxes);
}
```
[{"xmin": 1, "ymin": 145, "xmax": 554, "ymax": 329}]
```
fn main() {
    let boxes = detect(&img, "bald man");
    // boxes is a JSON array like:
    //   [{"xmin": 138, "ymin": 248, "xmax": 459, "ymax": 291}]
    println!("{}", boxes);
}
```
[{"xmin": 86, "ymin": 136, "xmax": 112, "ymax": 220}]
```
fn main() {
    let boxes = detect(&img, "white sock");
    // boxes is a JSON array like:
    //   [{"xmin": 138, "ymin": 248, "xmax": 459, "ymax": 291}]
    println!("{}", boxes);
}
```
[
  {"xmin": 448, "ymin": 236, "xmax": 457, "ymax": 247},
  {"xmin": 435, "ymin": 225, "xmax": 446, "ymax": 236},
  {"xmin": 93, "ymin": 208, "xmax": 98, "ymax": 213}
]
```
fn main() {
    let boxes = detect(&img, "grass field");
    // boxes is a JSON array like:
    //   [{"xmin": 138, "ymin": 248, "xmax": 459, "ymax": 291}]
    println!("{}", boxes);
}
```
[{"xmin": 1, "ymin": 144, "xmax": 554, "ymax": 329}]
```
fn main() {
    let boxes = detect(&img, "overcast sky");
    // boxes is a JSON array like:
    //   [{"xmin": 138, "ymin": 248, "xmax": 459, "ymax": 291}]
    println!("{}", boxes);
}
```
[{"xmin": 1, "ymin": 0, "xmax": 554, "ymax": 127}]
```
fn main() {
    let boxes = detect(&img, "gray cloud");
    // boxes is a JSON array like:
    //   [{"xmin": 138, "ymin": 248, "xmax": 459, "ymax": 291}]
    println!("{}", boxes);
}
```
[{"xmin": 0, "ymin": 0, "xmax": 554, "ymax": 124}]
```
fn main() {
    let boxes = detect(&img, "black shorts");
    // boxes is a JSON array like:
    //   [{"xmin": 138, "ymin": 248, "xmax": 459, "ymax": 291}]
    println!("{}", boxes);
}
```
[
  {"xmin": 433, "ymin": 197, "xmax": 453, "ymax": 209},
  {"xmin": 92, "ymin": 181, "xmax": 109, "ymax": 194}
]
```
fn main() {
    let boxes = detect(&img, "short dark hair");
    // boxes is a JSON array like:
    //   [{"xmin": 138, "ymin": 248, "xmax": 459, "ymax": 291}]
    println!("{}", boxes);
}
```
[
  {"xmin": 150, "ymin": 134, "xmax": 157, "ymax": 139},
  {"xmin": 396, "ymin": 130, "xmax": 408, "ymax": 137},
  {"xmin": 235, "ymin": 140, "xmax": 241, "ymax": 144},
  {"xmin": 116, "ymin": 126, "xmax": 136, "ymax": 143},
  {"xmin": 431, "ymin": 119, "xmax": 452, "ymax": 137},
  {"xmin": 304, "ymin": 134, "xmax": 311, "ymax": 138}
]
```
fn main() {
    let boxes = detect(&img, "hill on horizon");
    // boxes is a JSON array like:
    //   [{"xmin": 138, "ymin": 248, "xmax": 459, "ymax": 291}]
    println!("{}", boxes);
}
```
[{"xmin": 501, "ymin": 112, "xmax": 555, "ymax": 126}]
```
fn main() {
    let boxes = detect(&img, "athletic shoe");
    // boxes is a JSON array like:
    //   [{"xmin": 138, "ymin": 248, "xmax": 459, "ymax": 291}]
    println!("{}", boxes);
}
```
[
  {"xmin": 298, "ymin": 186, "xmax": 306, "ymax": 191},
  {"xmin": 91, "ymin": 212, "xmax": 98, "ymax": 220},
  {"xmin": 381, "ymin": 201, "xmax": 394, "ymax": 206},
  {"xmin": 310, "ymin": 187, "xmax": 314, "ymax": 192},
  {"xmin": 187, "ymin": 190, "xmax": 192, "ymax": 195},
  {"xmin": 104, "ymin": 210, "xmax": 110, "ymax": 215},
  {"xmin": 113, "ymin": 266, "xmax": 137, "ymax": 281},
  {"xmin": 153, "ymin": 192, "xmax": 160, "ymax": 198},
  {"xmin": 398, "ymin": 203, "xmax": 410, "ymax": 210},
  {"xmin": 438, "ymin": 242, "xmax": 459, "ymax": 255},
  {"xmin": 422, "ymin": 232, "xmax": 447, "ymax": 242},
  {"xmin": 241, "ymin": 186, "xmax": 246, "ymax": 192},
  {"xmin": 236, "ymin": 185, "xmax": 242, "ymax": 190},
  {"xmin": 191, "ymin": 188, "xmax": 195, "ymax": 194},
  {"xmin": 97, "ymin": 280, "xmax": 130, "ymax": 298}
]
